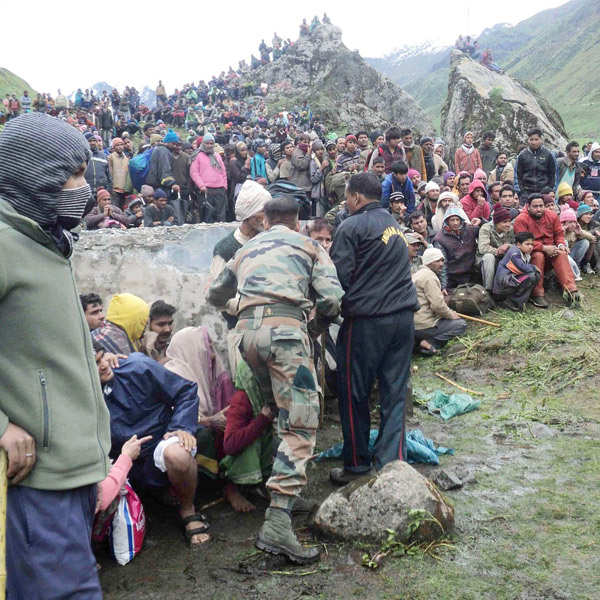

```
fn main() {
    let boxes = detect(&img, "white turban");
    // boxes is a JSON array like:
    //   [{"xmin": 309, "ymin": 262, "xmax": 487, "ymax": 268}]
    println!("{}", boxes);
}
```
[{"xmin": 235, "ymin": 180, "xmax": 271, "ymax": 221}]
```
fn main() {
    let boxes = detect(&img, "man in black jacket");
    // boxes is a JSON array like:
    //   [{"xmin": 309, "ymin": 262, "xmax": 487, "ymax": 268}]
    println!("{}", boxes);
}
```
[
  {"xmin": 515, "ymin": 128, "xmax": 556, "ymax": 202},
  {"xmin": 329, "ymin": 173, "xmax": 419, "ymax": 485}
]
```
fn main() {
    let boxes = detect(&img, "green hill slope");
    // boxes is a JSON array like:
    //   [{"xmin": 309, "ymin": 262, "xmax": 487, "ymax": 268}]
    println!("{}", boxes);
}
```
[
  {"xmin": 0, "ymin": 68, "xmax": 36, "ymax": 100},
  {"xmin": 371, "ymin": 0, "xmax": 599, "ymax": 140}
]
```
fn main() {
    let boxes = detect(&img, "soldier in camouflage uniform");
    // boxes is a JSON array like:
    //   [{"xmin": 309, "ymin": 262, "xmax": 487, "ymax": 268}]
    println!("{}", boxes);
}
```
[{"xmin": 208, "ymin": 195, "xmax": 343, "ymax": 564}]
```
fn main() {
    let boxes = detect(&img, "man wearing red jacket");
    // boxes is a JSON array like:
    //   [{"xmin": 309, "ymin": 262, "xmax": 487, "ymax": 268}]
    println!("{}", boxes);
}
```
[
  {"xmin": 460, "ymin": 179, "xmax": 490, "ymax": 224},
  {"xmin": 513, "ymin": 193, "xmax": 579, "ymax": 308}
]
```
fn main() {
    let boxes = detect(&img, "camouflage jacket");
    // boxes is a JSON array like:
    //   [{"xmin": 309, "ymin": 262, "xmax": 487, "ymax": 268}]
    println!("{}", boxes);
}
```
[{"xmin": 208, "ymin": 224, "xmax": 343, "ymax": 320}]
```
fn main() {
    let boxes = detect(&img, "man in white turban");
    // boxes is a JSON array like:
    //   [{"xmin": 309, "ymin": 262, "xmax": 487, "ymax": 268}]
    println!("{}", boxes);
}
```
[{"xmin": 207, "ymin": 179, "xmax": 271, "ymax": 369}]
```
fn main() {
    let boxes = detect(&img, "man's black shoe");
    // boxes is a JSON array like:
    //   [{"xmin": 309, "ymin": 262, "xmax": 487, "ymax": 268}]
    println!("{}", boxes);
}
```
[{"xmin": 529, "ymin": 295, "xmax": 549, "ymax": 309}]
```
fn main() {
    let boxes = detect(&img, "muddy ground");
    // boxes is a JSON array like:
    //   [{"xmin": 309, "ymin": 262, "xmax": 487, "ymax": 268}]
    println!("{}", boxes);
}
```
[{"xmin": 99, "ymin": 281, "xmax": 600, "ymax": 600}]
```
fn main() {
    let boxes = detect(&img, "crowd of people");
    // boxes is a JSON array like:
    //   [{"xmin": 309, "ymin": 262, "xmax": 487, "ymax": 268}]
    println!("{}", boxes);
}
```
[{"xmin": 2, "ymin": 16, "xmax": 600, "ymax": 598}]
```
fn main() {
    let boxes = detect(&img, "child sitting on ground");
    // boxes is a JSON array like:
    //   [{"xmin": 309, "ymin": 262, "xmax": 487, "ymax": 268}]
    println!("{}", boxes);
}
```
[{"xmin": 492, "ymin": 231, "xmax": 540, "ymax": 311}]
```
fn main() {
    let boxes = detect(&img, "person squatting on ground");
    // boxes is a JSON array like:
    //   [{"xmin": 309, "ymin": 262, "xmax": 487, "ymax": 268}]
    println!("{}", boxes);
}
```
[{"xmin": 208, "ymin": 195, "xmax": 343, "ymax": 564}]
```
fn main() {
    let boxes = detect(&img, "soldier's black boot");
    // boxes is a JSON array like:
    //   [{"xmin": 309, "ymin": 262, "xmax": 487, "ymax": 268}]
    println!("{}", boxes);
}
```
[{"xmin": 256, "ymin": 508, "xmax": 320, "ymax": 564}]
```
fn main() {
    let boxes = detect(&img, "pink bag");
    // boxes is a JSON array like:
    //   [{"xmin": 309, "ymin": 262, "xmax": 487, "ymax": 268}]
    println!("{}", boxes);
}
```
[{"xmin": 110, "ymin": 483, "xmax": 146, "ymax": 565}]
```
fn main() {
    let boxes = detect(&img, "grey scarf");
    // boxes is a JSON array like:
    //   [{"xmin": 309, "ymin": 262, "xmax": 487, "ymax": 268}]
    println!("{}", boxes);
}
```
[
  {"xmin": 0, "ymin": 113, "xmax": 90, "ymax": 227},
  {"xmin": 200, "ymin": 143, "xmax": 222, "ymax": 170}
]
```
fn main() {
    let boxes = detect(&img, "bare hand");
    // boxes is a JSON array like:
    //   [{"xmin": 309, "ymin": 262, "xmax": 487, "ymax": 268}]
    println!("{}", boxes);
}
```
[
  {"xmin": 209, "ymin": 408, "xmax": 229, "ymax": 432},
  {"xmin": 164, "ymin": 430, "xmax": 197, "ymax": 453},
  {"xmin": 260, "ymin": 405, "xmax": 274, "ymax": 420},
  {"xmin": 449, "ymin": 310, "xmax": 461, "ymax": 320},
  {"xmin": 497, "ymin": 244, "xmax": 510, "ymax": 255},
  {"xmin": 104, "ymin": 352, "xmax": 127, "ymax": 370},
  {"xmin": 200, "ymin": 186, "xmax": 207, "ymax": 194},
  {"xmin": 172, "ymin": 184, "xmax": 180, "ymax": 194},
  {"xmin": 121, "ymin": 434, "xmax": 152, "ymax": 460},
  {"xmin": 0, "ymin": 423, "xmax": 36, "ymax": 485},
  {"xmin": 471, "ymin": 218, "xmax": 482, "ymax": 227},
  {"xmin": 104, "ymin": 205, "xmax": 111, "ymax": 216}
]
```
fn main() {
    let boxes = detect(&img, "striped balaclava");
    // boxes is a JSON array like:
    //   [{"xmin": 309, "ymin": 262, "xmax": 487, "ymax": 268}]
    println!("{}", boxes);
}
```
[{"xmin": 0, "ymin": 112, "xmax": 91, "ymax": 229}]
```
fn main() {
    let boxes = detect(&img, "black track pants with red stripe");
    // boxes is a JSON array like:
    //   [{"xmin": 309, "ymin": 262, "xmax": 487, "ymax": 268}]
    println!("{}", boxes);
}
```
[{"xmin": 336, "ymin": 309, "xmax": 414, "ymax": 472}]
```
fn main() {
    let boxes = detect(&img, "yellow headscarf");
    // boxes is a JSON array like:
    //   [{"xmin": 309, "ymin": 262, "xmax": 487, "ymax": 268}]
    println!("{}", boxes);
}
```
[{"xmin": 106, "ymin": 293, "xmax": 150, "ymax": 350}]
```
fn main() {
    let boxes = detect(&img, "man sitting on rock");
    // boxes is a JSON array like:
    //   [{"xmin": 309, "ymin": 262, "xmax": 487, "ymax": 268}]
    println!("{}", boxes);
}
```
[
  {"xmin": 433, "ymin": 206, "xmax": 479, "ymax": 292},
  {"xmin": 94, "ymin": 344, "xmax": 208, "ymax": 545},
  {"xmin": 477, "ymin": 205, "xmax": 515, "ymax": 292},
  {"xmin": 488, "ymin": 151, "xmax": 514, "ymax": 185},
  {"xmin": 412, "ymin": 248, "xmax": 466, "ymax": 355},
  {"xmin": 513, "ymin": 192, "xmax": 579, "ymax": 307}
]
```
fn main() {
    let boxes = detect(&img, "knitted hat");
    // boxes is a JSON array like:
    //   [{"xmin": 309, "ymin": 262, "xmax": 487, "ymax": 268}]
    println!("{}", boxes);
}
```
[
  {"xmin": 389, "ymin": 191, "xmax": 405, "ymax": 203},
  {"xmin": 557, "ymin": 181, "xmax": 573, "ymax": 198},
  {"xmin": 235, "ymin": 180, "xmax": 271, "ymax": 221},
  {"xmin": 559, "ymin": 207, "xmax": 577, "ymax": 223},
  {"xmin": 422, "ymin": 247, "xmax": 444, "ymax": 265},
  {"xmin": 425, "ymin": 181, "xmax": 440, "ymax": 193},
  {"xmin": 420, "ymin": 136, "xmax": 433, "ymax": 145},
  {"xmin": 443, "ymin": 171, "xmax": 456, "ymax": 185},
  {"xmin": 345, "ymin": 134, "xmax": 357, "ymax": 142},
  {"xmin": 493, "ymin": 204, "xmax": 511, "ymax": 224},
  {"xmin": 407, "ymin": 168, "xmax": 420, "ymax": 179},
  {"xmin": 154, "ymin": 189, "xmax": 167, "ymax": 199},
  {"xmin": 203, "ymin": 133, "xmax": 215, "ymax": 143},
  {"xmin": 162, "ymin": 129, "xmax": 180, "ymax": 143},
  {"xmin": 140, "ymin": 185, "xmax": 154, "ymax": 197},
  {"xmin": 474, "ymin": 168, "xmax": 487, "ymax": 180},
  {"xmin": 96, "ymin": 188, "xmax": 110, "ymax": 202},
  {"xmin": 439, "ymin": 191, "xmax": 458, "ymax": 203},
  {"xmin": 577, "ymin": 204, "xmax": 593, "ymax": 218}
]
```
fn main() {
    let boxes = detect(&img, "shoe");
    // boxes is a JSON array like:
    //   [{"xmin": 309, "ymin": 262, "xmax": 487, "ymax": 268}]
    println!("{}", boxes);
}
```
[
  {"xmin": 502, "ymin": 298, "xmax": 523, "ymax": 312},
  {"xmin": 329, "ymin": 467, "xmax": 373, "ymax": 487},
  {"xmin": 256, "ymin": 508, "xmax": 320, "ymax": 564},
  {"xmin": 529, "ymin": 295, "xmax": 549, "ymax": 309},
  {"xmin": 583, "ymin": 264, "xmax": 595, "ymax": 275}
]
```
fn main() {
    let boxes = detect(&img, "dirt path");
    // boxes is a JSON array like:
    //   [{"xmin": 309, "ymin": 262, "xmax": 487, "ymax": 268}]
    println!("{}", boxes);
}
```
[{"xmin": 100, "ymin": 281, "xmax": 600, "ymax": 600}]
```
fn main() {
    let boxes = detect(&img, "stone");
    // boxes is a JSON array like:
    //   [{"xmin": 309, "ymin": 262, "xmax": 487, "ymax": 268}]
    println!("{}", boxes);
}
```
[
  {"xmin": 530, "ymin": 422, "xmax": 557, "ymax": 439},
  {"xmin": 430, "ymin": 468, "xmax": 463, "ymax": 491},
  {"xmin": 313, "ymin": 461, "xmax": 454, "ymax": 543},
  {"xmin": 441, "ymin": 49, "xmax": 568, "ymax": 163},
  {"xmin": 244, "ymin": 22, "xmax": 432, "ymax": 133},
  {"xmin": 72, "ymin": 223, "xmax": 237, "ymax": 363}
]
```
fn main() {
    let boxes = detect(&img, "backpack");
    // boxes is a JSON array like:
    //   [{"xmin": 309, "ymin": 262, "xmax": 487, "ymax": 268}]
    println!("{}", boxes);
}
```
[
  {"xmin": 448, "ymin": 284, "xmax": 492, "ymax": 316},
  {"xmin": 128, "ymin": 147, "xmax": 154, "ymax": 192},
  {"xmin": 267, "ymin": 180, "xmax": 311, "ymax": 220}
]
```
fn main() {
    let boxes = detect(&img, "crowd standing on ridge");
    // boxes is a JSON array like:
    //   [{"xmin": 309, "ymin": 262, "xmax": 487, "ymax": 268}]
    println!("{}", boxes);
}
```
[{"xmin": 2, "ymin": 15, "xmax": 600, "ymax": 598}]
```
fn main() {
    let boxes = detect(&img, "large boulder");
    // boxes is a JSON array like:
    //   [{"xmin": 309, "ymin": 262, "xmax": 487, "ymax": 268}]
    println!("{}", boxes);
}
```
[
  {"xmin": 441, "ymin": 50, "xmax": 568, "ymax": 164},
  {"xmin": 313, "ymin": 461, "xmax": 454, "ymax": 543},
  {"xmin": 244, "ymin": 22, "xmax": 432, "ymax": 134}
]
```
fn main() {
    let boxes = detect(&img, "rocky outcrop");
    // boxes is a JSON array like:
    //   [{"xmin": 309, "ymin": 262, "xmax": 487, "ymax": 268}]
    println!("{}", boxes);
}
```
[
  {"xmin": 245, "ymin": 23, "xmax": 432, "ymax": 134},
  {"xmin": 313, "ymin": 461, "xmax": 454, "ymax": 543},
  {"xmin": 441, "ymin": 50, "xmax": 568, "ymax": 162}
]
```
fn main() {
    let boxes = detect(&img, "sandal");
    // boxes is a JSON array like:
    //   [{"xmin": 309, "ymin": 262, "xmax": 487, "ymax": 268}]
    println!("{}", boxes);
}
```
[
  {"xmin": 417, "ymin": 345, "xmax": 437, "ymax": 356},
  {"xmin": 181, "ymin": 513, "xmax": 210, "ymax": 545}
]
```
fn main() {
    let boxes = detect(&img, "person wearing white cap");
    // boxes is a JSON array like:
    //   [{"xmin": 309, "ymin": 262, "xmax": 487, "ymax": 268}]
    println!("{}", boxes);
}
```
[
  {"xmin": 412, "ymin": 247, "xmax": 466, "ymax": 355},
  {"xmin": 417, "ymin": 180, "xmax": 440, "ymax": 226},
  {"xmin": 207, "ymin": 179, "xmax": 271, "ymax": 362}
]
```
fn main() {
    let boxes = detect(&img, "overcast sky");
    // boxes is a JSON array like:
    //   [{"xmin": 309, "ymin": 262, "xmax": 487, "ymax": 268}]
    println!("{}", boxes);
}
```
[{"xmin": 5, "ymin": 0, "xmax": 567, "ymax": 94}]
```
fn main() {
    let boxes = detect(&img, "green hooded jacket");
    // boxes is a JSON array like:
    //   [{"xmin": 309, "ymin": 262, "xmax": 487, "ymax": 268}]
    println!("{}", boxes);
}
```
[{"xmin": 0, "ymin": 198, "xmax": 111, "ymax": 490}]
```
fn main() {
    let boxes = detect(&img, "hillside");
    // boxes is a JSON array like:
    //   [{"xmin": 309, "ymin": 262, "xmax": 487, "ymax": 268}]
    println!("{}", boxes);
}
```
[
  {"xmin": 367, "ymin": 0, "xmax": 599, "ymax": 140},
  {"xmin": 0, "ymin": 67, "xmax": 36, "ymax": 100}
]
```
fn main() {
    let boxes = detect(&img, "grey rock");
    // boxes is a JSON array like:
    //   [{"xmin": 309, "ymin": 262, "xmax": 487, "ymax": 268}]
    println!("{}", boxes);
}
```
[
  {"xmin": 441, "ymin": 50, "xmax": 568, "ymax": 164},
  {"xmin": 430, "ymin": 468, "xmax": 463, "ymax": 491},
  {"xmin": 313, "ymin": 461, "xmax": 454, "ymax": 543},
  {"xmin": 530, "ymin": 422, "xmax": 557, "ymax": 438},
  {"xmin": 243, "ymin": 23, "xmax": 432, "ymax": 133}
]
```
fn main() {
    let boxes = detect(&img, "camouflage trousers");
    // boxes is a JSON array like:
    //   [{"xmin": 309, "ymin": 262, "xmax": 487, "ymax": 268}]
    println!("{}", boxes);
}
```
[{"xmin": 237, "ymin": 315, "xmax": 319, "ymax": 511}]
